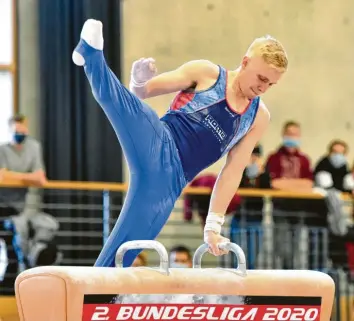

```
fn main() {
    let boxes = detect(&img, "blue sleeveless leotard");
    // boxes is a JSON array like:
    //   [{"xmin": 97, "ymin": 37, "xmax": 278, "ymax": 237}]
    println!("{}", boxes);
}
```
[{"xmin": 161, "ymin": 66, "xmax": 260, "ymax": 181}]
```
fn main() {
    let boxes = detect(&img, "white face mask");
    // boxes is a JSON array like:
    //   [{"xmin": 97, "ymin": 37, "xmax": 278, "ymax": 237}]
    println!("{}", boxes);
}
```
[
  {"xmin": 170, "ymin": 262, "xmax": 189, "ymax": 268},
  {"xmin": 329, "ymin": 153, "xmax": 346, "ymax": 168},
  {"xmin": 245, "ymin": 163, "xmax": 259, "ymax": 179}
]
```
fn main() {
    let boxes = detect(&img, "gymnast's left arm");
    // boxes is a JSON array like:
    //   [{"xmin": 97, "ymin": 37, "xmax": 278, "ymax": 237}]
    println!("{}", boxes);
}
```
[{"xmin": 204, "ymin": 104, "xmax": 270, "ymax": 256}]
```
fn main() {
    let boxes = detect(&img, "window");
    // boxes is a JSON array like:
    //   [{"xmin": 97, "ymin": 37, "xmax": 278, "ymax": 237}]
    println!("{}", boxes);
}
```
[
  {"xmin": 0, "ymin": 73, "xmax": 13, "ymax": 144},
  {"xmin": 0, "ymin": 0, "xmax": 17, "ymax": 144},
  {"xmin": 0, "ymin": 0, "xmax": 13, "ymax": 65}
]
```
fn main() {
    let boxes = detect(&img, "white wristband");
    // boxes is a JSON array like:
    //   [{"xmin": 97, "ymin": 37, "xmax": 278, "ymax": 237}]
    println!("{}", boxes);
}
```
[
  {"xmin": 204, "ymin": 212, "xmax": 225, "ymax": 234},
  {"xmin": 130, "ymin": 76, "xmax": 147, "ymax": 88},
  {"xmin": 129, "ymin": 78, "xmax": 147, "ymax": 99}
]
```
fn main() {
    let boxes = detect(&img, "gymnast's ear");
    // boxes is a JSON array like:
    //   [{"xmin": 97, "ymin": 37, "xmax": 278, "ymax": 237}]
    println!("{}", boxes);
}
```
[{"xmin": 241, "ymin": 56, "xmax": 249, "ymax": 69}]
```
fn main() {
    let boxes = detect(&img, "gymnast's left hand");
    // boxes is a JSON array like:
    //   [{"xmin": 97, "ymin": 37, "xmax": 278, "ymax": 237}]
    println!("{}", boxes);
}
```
[
  {"xmin": 204, "ymin": 230, "xmax": 230, "ymax": 256},
  {"xmin": 130, "ymin": 57, "xmax": 157, "ymax": 85}
]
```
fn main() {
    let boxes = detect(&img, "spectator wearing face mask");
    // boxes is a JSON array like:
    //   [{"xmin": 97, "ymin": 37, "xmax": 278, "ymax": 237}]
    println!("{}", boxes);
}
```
[
  {"xmin": 265, "ymin": 121, "xmax": 314, "ymax": 221},
  {"xmin": 265, "ymin": 121, "xmax": 315, "ymax": 269},
  {"xmin": 310, "ymin": 140, "xmax": 352, "ymax": 228},
  {"xmin": 313, "ymin": 140, "xmax": 354, "ymax": 270},
  {"xmin": 314, "ymin": 140, "xmax": 353, "ymax": 193},
  {"xmin": 0, "ymin": 114, "xmax": 47, "ymax": 295},
  {"xmin": 266, "ymin": 121, "xmax": 313, "ymax": 196},
  {"xmin": 169, "ymin": 245, "xmax": 192, "ymax": 268},
  {"xmin": 0, "ymin": 115, "xmax": 47, "ymax": 212}
]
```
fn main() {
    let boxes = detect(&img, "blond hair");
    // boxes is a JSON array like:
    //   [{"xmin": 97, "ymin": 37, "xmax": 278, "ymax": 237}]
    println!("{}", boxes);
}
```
[{"xmin": 246, "ymin": 35, "xmax": 288, "ymax": 72}]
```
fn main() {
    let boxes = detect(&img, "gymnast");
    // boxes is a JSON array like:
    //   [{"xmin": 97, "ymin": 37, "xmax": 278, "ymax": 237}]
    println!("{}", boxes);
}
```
[{"xmin": 72, "ymin": 19, "xmax": 288, "ymax": 267}]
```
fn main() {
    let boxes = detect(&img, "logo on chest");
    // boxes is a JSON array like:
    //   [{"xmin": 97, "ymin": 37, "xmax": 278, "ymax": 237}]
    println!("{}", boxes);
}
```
[{"xmin": 203, "ymin": 114, "xmax": 227, "ymax": 142}]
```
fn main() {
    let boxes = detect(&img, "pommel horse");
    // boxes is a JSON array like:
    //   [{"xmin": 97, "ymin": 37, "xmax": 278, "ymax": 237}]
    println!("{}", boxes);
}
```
[{"xmin": 14, "ymin": 240, "xmax": 334, "ymax": 321}]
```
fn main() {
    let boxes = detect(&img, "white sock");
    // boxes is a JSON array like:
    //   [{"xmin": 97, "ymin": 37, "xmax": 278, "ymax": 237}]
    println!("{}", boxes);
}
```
[
  {"xmin": 72, "ymin": 19, "xmax": 104, "ymax": 66},
  {"xmin": 80, "ymin": 19, "xmax": 104, "ymax": 50}
]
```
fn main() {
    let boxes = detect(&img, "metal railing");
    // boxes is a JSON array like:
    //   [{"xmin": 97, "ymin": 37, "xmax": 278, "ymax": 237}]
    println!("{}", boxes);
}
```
[{"xmin": 0, "ymin": 180, "xmax": 353, "ymax": 321}]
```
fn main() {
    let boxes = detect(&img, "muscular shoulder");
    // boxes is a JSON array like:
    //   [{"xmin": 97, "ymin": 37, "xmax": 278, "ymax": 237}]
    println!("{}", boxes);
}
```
[
  {"xmin": 258, "ymin": 99, "xmax": 271, "ymax": 121},
  {"xmin": 252, "ymin": 99, "xmax": 271, "ymax": 130},
  {"xmin": 181, "ymin": 59, "xmax": 220, "ymax": 79}
]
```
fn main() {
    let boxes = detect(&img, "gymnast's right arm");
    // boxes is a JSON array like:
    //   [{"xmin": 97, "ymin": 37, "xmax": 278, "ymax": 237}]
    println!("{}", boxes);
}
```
[{"xmin": 129, "ymin": 58, "xmax": 216, "ymax": 99}]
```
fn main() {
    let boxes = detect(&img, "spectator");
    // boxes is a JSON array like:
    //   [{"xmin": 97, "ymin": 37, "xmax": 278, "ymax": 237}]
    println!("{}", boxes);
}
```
[
  {"xmin": 265, "ymin": 120, "xmax": 314, "ymax": 269},
  {"xmin": 312, "ymin": 140, "xmax": 354, "ymax": 270},
  {"xmin": 314, "ymin": 139, "xmax": 353, "ymax": 193},
  {"xmin": 314, "ymin": 144, "xmax": 354, "ymax": 272},
  {"xmin": 0, "ymin": 114, "xmax": 47, "ymax": 210},
  {"xmin": 169, "ymin": 245, "xmax": 192, "ymax": 268},
  {"xmin": 265, "ymin": 120, "xmax": 316, "ymax": 217},
  {"xmin": 0, "ymin": 114, "xmax": 47, "ymax": 295},
  {"xmin": 266, "ymin": 120, "xmax": 313, "ymax": 196},
  {"xmin": 310, "ymin": 140, "xmax": 353, "ymax": 228}
]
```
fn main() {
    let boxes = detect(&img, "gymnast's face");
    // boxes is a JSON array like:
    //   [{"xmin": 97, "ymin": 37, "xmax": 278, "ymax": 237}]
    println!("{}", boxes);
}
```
[{"xmin": 238, "ymin": 56, "xmax": 283, "ymax": 99}]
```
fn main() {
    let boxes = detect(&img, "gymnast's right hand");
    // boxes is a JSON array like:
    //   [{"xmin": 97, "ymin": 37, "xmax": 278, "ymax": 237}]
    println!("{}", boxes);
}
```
[
  {"xmin": 130, "ymin": 57, "xmax": 157, "ymax": 86},
  {"xmin": 204, "ymin": 230, "xmax": 230, "ymax": 256}
]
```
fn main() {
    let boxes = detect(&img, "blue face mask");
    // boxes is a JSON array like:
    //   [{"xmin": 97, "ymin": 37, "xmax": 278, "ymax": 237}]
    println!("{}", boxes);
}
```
[
  {"xmin": 14, "ymin": 132, "xmax": 27, "ymax": 144},
  {"xmin": 329, "ymin": 153, "xmax": 346, "ymax": 168},
  {"xmin": 245, "ymin": 163, "xmax": 259, "ymax": 179},
  {"xmin": 283, "ymin": 137, "xmax": 300, "ymax": 148}
]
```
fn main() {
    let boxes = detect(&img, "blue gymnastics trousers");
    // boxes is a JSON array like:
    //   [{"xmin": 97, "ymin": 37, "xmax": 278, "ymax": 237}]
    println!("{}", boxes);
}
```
[{"xmin": 74, "ymin": 39, "xmax": 187, "ymax": 267}]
